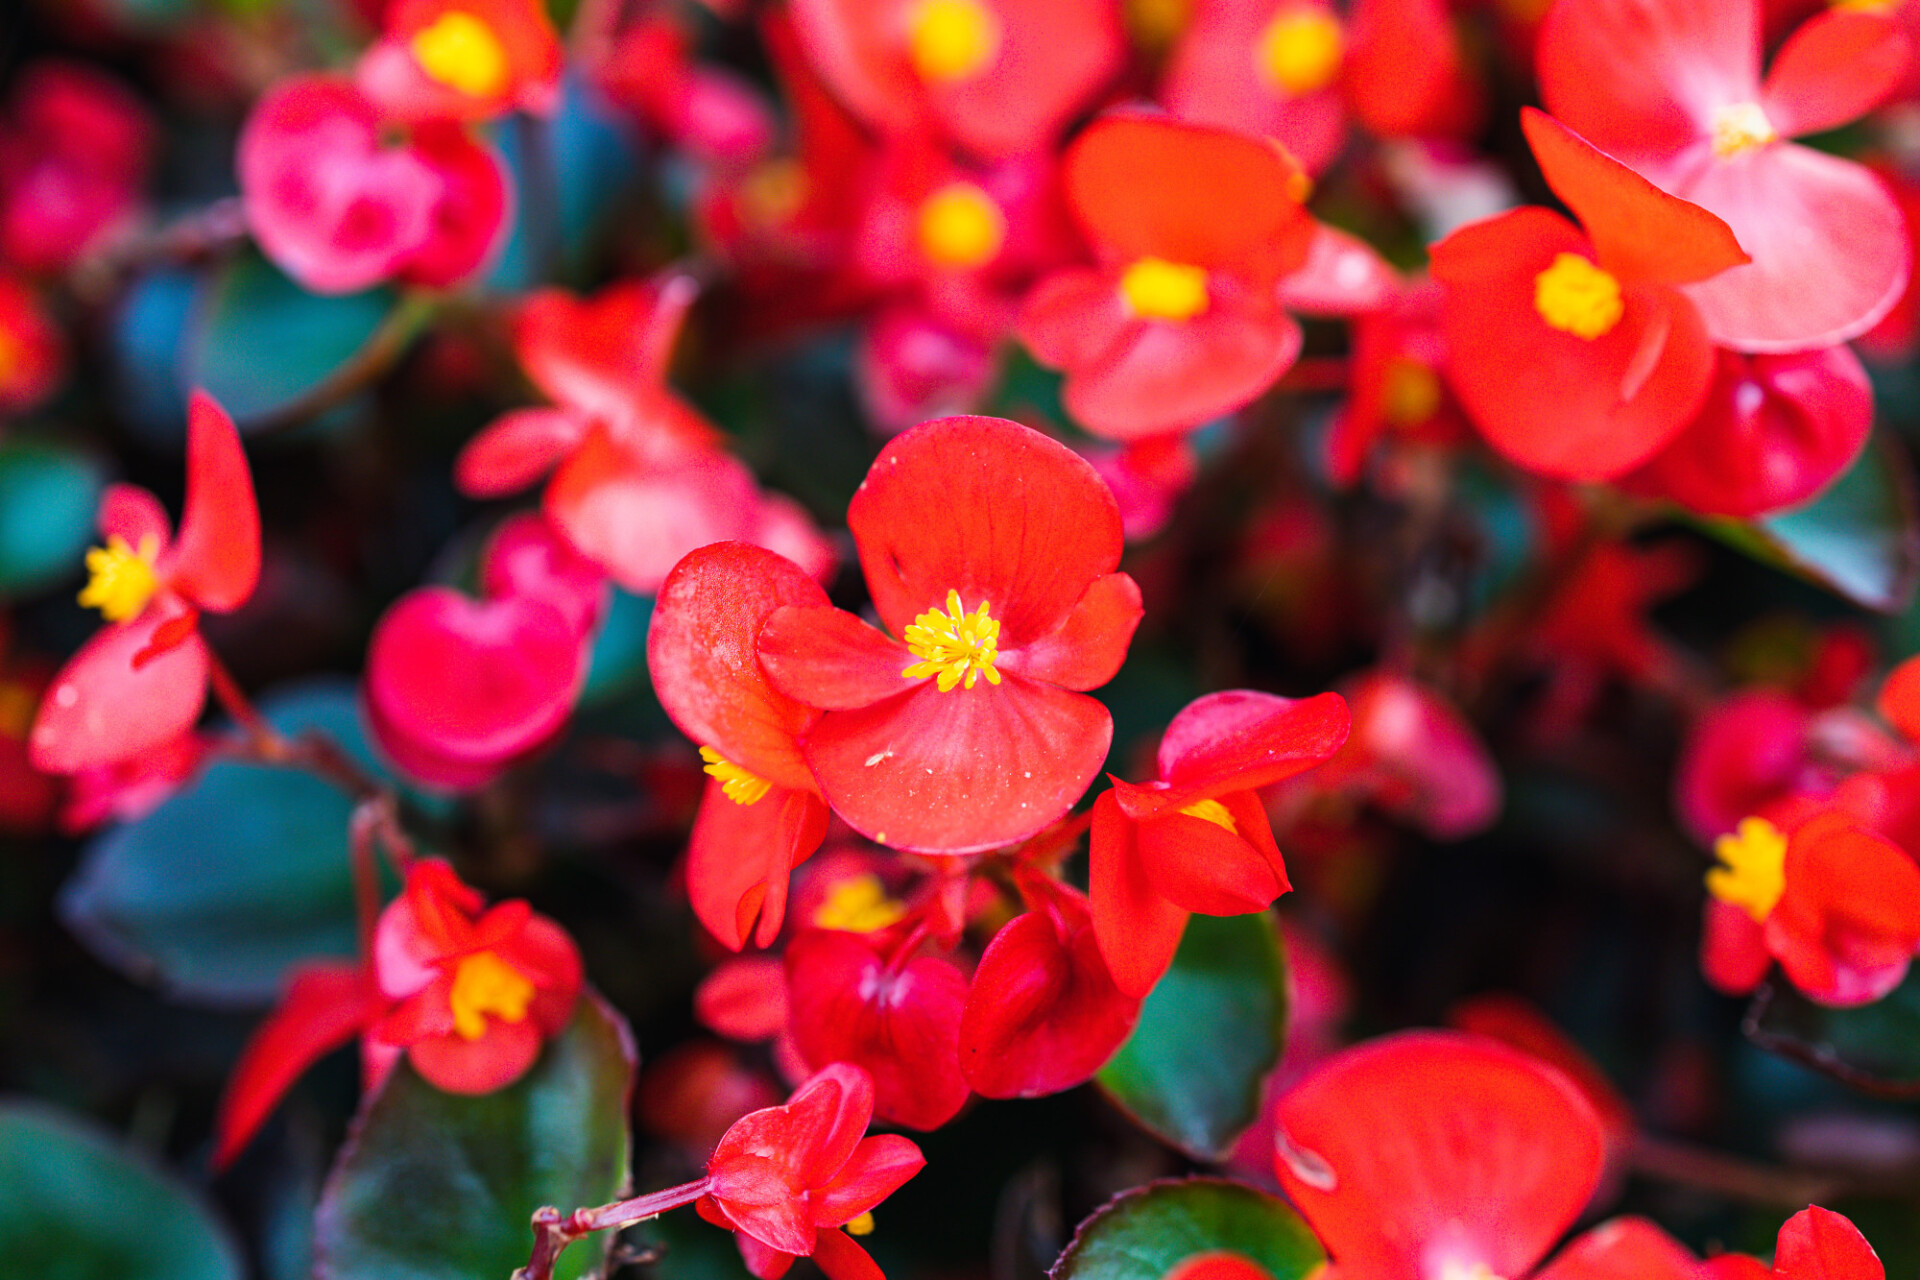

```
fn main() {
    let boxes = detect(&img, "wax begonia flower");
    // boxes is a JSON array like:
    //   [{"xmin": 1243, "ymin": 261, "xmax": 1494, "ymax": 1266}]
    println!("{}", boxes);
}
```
[
  {"xmin": 1341, "ymin": 0, "xmax": 1482, "ymax": 143},
  {"xmin": 0, "ymin": 274, "xmax": 64, "ymax": 415},
  {"xmin": 238, "ymin": 75, "xmax": 511, "ymax": 295},
  {"xmin": 1700, "ymin": 808, "xmax": 1920, "ymax": 1006},
  {"xmin": 1018, "ymin": 114, "xmax": 1319, "ymax": 440},
  {"xmin": 1160, "ymin": 0, "xmax": 1351, "ymax": 176},
  {"xmin": 592, "ymin": 9, "xmax": 776, "ymax": 168},
  {"xmin": 1538, "ymin": 0, "xmax": 1912, "ymax": 352},
  {"xmin": 1674, "ymin": 689, "xmax": 1836, "ymax": 845},
  {"xmin": 1273, "ymin": 1031, "xmax": 1607, "ymax": 1280},
  {"xmin": 647, "ymin": 542, "xmax": 834, "ymax": 950},
  {"xmin": 0, "ymin": 61, "xmax": 152, "ymax": 273},
  {"xmin": 784, "ymin": 926, "xmax": 971, "ymax": 1130},
  {"xmin": 1433, "ymin": 109, "xmax": 1749, "ymax": 480},
  {"xmin": 698, "ymin": 1062, "xmax": 925, "ymax": 1280},
  {"xmin": 790, "ymin": 0, "xmax": 1124, "ymax": 158},
  {"xmin": 958, "ymin": 869, "xmax": 1140, "ymax": 1098},
  {"xmin": 1774, "ymin": 1207, "xmax": 1886, "ymax": 1280},
  {"xmin": 30, "ymin": 392, "xmax": 259, "ymax": 775},
  {"xmin": 357, "ymin": 0, "xmax": 563, "ymax": 123},
  {"xmin": 1623, "ymin": 344, "xmax": 1873, "ymax": 518},
  {"xmin": 756, "ymin": 415, "xmax": 1141, "ymax": 853},
  {"xmin": 1091, "ymin": 689, "xmax": 1349, "ymax": 997},
  {"xmin": 370, "ymin": 858, "xmax": 584, "ymax": 1093}
]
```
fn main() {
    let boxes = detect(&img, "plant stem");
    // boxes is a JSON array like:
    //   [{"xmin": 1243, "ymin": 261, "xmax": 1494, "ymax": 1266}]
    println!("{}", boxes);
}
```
[{"xmin": 515, "ymin": 1177, "xmax": 713, "ymax": 1280}]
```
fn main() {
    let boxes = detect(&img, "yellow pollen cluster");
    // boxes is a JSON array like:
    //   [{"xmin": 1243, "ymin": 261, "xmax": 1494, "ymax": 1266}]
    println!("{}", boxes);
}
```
[
  {"xmin": 1710, "ymin": 102, "xmax": 1777, "ymax": 159},
  {"xmin": 902, "ymin": 589, "xmax": 1002, "ymax": 691},
  {"xmin": 700, "ymin": 746, "xmax": 773, "ymax": 806},
  {"xmin": 846, "ymin": 1211, "xmax": 876, "ymax": 1236},
  {"xmin": 411, "ymin": 10, "xmax": 511, "ymax": 99},
  {"xmin": 1121, "ymin": 257, "xmax": 1211, "ymax": 322},
  {"xmin": 1180, "ymin": 797, "xmax": 1240, "ymax": 833},
  {"xmin": 1533, "ymin": 252, "xmax": 1623, "ymax": 340},
  {"xmin": 1256, "ymin": 8, "xmax": 1345, "ymax": 96},
  {"xmin": 1125, "ymin": 0, "xmax": 1194, "ymax": 50},
  {"xmin": 78, "ymin": 534, "xmax": 161, "ymax": 624},
  {"xmin": 1437, "ymin": 1264, "xmax": 1505, "ymax": 1280},
  {"xmin": 907, "ymin": 0, "xmax": 1001, "ymax": 84},
  {"xmin": 741, "ymin": 159, "xmax": 809, "ymax": 230},
  {"xmin": 814, "ymin": 873, "xmax": 910, "ymax": 933},
  {"xmin": 448, "ymin": 950, "xmax": 536, "ymax": 1040},
  {"xmin": 917, "ymin": 183, "xmax": 1007, "ymax": 270},
  {"xmin": 1707, "ymin": 815, "xmax": 1788, "ymax": 923},
  {"xmin": 1381, "ymin": 356, "xmax": 1442, "ymax": 426}
]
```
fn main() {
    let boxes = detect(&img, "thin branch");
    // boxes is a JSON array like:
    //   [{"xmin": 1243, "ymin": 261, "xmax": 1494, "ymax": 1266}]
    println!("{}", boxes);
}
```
[{"xmin": 515, "ymin": 1177, "xmax": 713, "ymax": 1280}]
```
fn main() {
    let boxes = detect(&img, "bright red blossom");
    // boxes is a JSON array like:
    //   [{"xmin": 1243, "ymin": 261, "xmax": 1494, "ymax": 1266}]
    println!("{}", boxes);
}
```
[{"xmin": 357, "ymin": 0, "xmax": 563, "ymax": 123}]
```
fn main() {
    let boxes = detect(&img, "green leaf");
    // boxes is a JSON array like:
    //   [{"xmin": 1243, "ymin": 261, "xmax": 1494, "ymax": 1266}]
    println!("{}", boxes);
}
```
[
  {"xmin": 1096, "ymin": 913, "xmax": 1289, "ymax": 1160},
  {"xmin": 0, "ymin": 438, "xmax": 104, "ymax": 598},
  {"xmin": 59, "ymin": 680, "xmax": 391, "ymax": 1004},
  {"xmin": 1052, "ymin": 1177, "xmax": 1324, "ymax": 1280},
  {"xmin": 0, "ymin": 1103, "xmax": 244, "ymax": 1280},
  {"xmin": 1698, "ymin": 439, "xmax": 1920, "ymax": 614},
  {"xmin": 314, "ymin": 995, "xmax": 636, "ymax": 1280},
  {"xmin": 1745, "ymin": 971, "xmax": 1920, "ymax": 1098}
]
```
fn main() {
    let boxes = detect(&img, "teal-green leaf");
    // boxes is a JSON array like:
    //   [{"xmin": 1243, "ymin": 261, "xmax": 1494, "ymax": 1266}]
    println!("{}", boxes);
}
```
[
  {"xmin": 0, "ymin": 438, "xmax": 104, "ymax": 598},
  {"xmin": 0, "ymin": 1103, "xmax": 244, "ymax": 1280},
  {"xmin": 1052, "ymin": 1177, "xmax": 1324, "ymax": 1280},
  {"xmin": 1746, "ymin": 971, "xmax": 1920, "ymax": 1097},
  {"xmin": 58, "ymin": 680, "xmax": 390, "ymax": 1004},
  {"xmin": 313, "ymin": 995, "xmax": 636, "ymax": 1280},
  {"xmin": 1095, "ymin": 913, "xmax": 1289, "ymax": 1160}
]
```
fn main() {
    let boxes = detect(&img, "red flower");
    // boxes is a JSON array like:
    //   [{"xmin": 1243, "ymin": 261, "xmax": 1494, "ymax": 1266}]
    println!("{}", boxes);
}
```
[
  {"xmin": 1018, "ymin": 114, "xmax": 1317, "ymax": 440},
  {"xmin": 647, "ymin": 542, "xmax": 834, "ymax": 950},
  {"xmin": 1090, "ymin": 689, "xmax": 1349, "ymax": 997},
  {"xmin": 1538, "ymin": 0, "xmax": 1912, "ymax": 351},
  {"xmin": 30, "ymin": 392, "xmax": 259, "ymax": 775},
  {"xmin": 370, "ymin": 859, "xmax": 584, "ymax": 1092},
  {"xmin": 1774, "ymin": 1207, "xmax": 1886, "ymax": 1280},
  {"xmin": 758, "ymin": 414, "xmax": 1142, "ymax": 853},
  {"xmin": 0, "ymin": 274, "xmax": 65, "ymax": 415},
  {"xmin": 1161, "ymin": 0, "xmax": 1350, "ymax": 176},
  {"xmin": 698, "ymin": 1062, "xmax": 926, "ymax": 1280},
  {"xmin": 0, "ymin": 60, "xmax": 152, "ymax": 272},
  {"xmin": 1433, "ymin": 109, "xmax": 1748, "ymax": 480},
  {"xmin": 357, "ymin": 0, "xmax": 563, "ymax": 123}
]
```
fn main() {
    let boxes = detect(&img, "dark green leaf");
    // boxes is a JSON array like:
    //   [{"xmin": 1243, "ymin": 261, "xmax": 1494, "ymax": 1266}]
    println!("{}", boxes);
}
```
[
  {"xmin": 1052, "ymin": 1177, "xmax": 1324, "ymax": 1280},
  {"xmin": 1745, "ymin": 970, "xmax": 1920, "ymax": 1098},
  {"xmin": 314, "ymin": 995, "xmax": 636, "ymax": 1280},
  {"xmin": 0, "ymin": 439, "xmax": 104, "ymax": 598},
  {"xmin": 0, "ymin": 1102, "xmax": 243, "ymax": 1280},
  {"xmin": 59, "ymin": 680, "xmax": 391, "ymax": 1004},
  {"xmin": 1096, "ymin": 913, "xmax": 1288, "ymax": 1160}
]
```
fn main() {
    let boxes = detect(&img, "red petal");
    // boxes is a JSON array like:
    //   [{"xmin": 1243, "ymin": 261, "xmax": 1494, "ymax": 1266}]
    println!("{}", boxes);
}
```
[
  {"xmin": 1089, "ymin": 789, "xmax": 1191, "ymax": 998},
  {"xmin": 1277, "ymin": 225, "xmax": 1398, "ymax": 317},
  {"xmin": 650, "ymin": 542, "xmax": 830, "ymax": 790},
  {"xmin": 1154, "ymin": 689, "xmax": 1352, "ymax": 795},
  {"xmin": 1000, "ymin": 572, "xmax": 1142, "ymax": 691},
  {"xmin": 1533, "ymin": 1218, "xmax": 1702, "ymax": 1280},
  {"xmin": 757, "ymin": 606, "xmax": 917, "ymax": 712},
  {"xmin": 1135, "ymin": 802, "xmax": 1283, "ymax": 917},
  {"xmin": 687, "ymin": 783, "xmax": 830, "ymax": 951},
  {"xmin": 481, "ymin": 512, "xmax": 608, "ymax": 637},
  {"xmin": 1272, "ymin": 1031, "xmax": 1607, "ymax": 1280},
  {"xmin": 697, "ymin": 957, "xmax": 791, "ymax": 1041},
  {"xmin": 456, "ymin": 409, "xmax": 589, "ymax": 498},
  {"xmin": 1701, "ymin": 897, "xmax": 1772, "ymax": 996},
  {"xmin": 1772, "ymin": 814, "xmax": 1920, "ymax": 1006},
  {"xmin": 168, "ymin": 392, "xmax": 260, "ymax": 613},
  {"xmin": 849, "ymin": 415, "xmax": 1124, "ymax": 643},
  {"xmin": 1761, "ymin": 10, "xmax": 1910, "ymax": 140},
  {"xmin": 1878, "ymin": 656, "xmax": 1920, "ymax": 744},
  {"xmin": 810, "ymin": 1227, "xmax": 886, "ymax": 1280},
  {"xmin": 98, "ymin": 484, "xmax": 170, "ymax": 549},
  {"xmin": 394, "ymin": 122, "xmax": 512, "ymax": 290},
  {"xmin": 736, "ymin": 1234, "xmax": 797, "ymax": 1280},
  {"xmin": 1343, "ymin": 0, "xmax": 1482, "ymax": 140},
  {"xmin": 926, "ymin": 0, "xmax": 1126, "ymax": 158},
  {"xmin": 29, "ymin": 609, "xmax": 209, "ymax": 774},
  {"xmin": 1520, "ymin": 109, "xmax": 1747, "ymax": 286},
  {"xmin": 132, "ymin": 609, "xmax": 201, "ymax": 670},
  {"xmin": 514, "ymin": 279, "xmax": 709, "ymax": 435},
  {"xmin": 1018, "ymin": 268, "xmax": 1132, "ymax": 373},
  {"xmin": 214, "ymin": 962, "xmax": 377, "ymax": 1168},
  {"xmin": 1775, "ymin": 1207, "xmax": 1885, "ymax": 1280},
  {"xmin": 407, "ymin": 1014, "xmax": 544, "ymax": 1093},
  {"xmin": 812, "ymin": 1134, "xmax": 926, "ymax": 1225},
  {"xmin": 799, "ymin": 676, "xmax": 1111, "ymax": 854},
  {"xmin": 1676, "ymin": 144, "xmax": 1910, "ymax": 352}
]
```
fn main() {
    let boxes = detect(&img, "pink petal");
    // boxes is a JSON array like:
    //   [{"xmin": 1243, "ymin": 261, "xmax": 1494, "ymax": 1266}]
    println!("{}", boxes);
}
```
[
  {"xmin": 29, "ymin": 608, "xmax": 209, "ymax": 775},
  {"xmin": 1761, "ymin": 9, "xmax": 1910, "ymax": 140}
]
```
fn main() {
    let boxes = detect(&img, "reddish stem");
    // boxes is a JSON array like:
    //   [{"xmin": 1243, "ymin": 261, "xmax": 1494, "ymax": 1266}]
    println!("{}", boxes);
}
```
[{"xmin": 516, "ymin": 1176, "xmax": 713, "ymax": 1280}]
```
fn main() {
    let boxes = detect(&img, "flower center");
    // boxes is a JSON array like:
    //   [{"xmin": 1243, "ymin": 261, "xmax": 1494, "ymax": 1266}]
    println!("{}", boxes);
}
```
[
  {"xmin": 448, "ymin": 949, "xmax": 535, "ymax": 1040},
  {"xmin": 1121, "ymin": 257, "xmax": 1210, "ymax": 321},
  {"xmin": 1533, "ymin": 252, "xmax": 1623, "ymax": 340},
  {"xmin": 410, "ymin": 10, "xmax": 511, "ymax": 99},
  {"xmin": 1125, "ymin": 0, "xmax": 1193, "ymax": 49},
  {"xmin": 917, "ymin": 182, "xmax": 1007, "ymax": 270},
  {"xmin": 1381, "ymin": 356, "xmax": 1442, "ymax": 425},
  {"xmin": 700, "ymin": 746, "xmax": 772, "ymax": 806},
  {"xmin": 1710, "ymin": 101, "xmax": 1777, "ymax": 159},
  {"xmin": 846, "ymin": 1211, "xmax": 877, "ymax": 1236},
  {"xmin": 814, "ymin": 873, "xmax": 910, "ymax": 932},
  {"xmin": 741, "ymin": 158, "xmax": 808, "ymax": 230},
  {"xmin": 1180, "ymin": 798, "xmax": 1240, "ymax": 833},
  {"xmin": 907, "ymin": 0, "xmax": 1001, "ymax": 84},
  {"xmin": 79, "ymin": 534, "xmax": 161, "ymax": 624},
  {"xmin": 902, "ymin": 589, "xmax": 1003, "ymax": 691},
  {"xmin": 1256, "ymin": 8, "xmax": 1344, "ymax": 96},
  {"xmin": 1707, "ymin": 815, "xmax": 1787, "ymax": 923}
]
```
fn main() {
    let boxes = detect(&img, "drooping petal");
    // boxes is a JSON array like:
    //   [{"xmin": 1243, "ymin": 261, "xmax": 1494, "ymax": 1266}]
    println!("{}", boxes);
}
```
[
  {"xmin": 849, "ymin": 415, "xmax": 1124, "ymax": 643},
  {"xmin": 999, "ymin": 572, "xmax": 1142, "ymax": 691},
  {"xmin": 166, "ymin": 392, "xmax": 260, "ymax": 613},
  {"xmin": 1135, "ymin": 801, "xmax": 1285, "ymax": 916},
  {"xmin": 687, "ymin": 783, "xmax": 831, "ymax": 951},
  {"xmin": 1760, "ymin": 9, "xmax": 1909, "ymax": 141},
  {"xmin": 757, "ymin": 606, "xmax": 918, "ymax": 713},
  {"xmin": 1089, "ymin": 789, "xmax": 1192, "ymax": 998},
  {"xmin": 1774, "ymin": 1207, "xmax": 1886, "ymax": 1280},
  {"xmin": 29, "ymin": 605, "xmax": 210, "ymax": 775},
  {"xmin": 798, "ymin": 676, "xmax": 1112, "ymax": 853},
  {"xmin": 811, "ymin": 1134, "xmax": 927, "ymax": 1225},
  {"xmin": 1272, "ymin": 1031, "xmax": 1607, "ymax": 1280},
  {"xmin": 1153, "ymin": 689, "xmax": 1352, "ymax": 796},
  {"xmin": 810, "ymin": 1227, "xmax": 886, "ymax": 1280}
]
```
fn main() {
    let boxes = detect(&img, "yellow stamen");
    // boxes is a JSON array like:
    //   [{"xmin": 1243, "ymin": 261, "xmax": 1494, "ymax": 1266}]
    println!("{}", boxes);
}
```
[
  {"xmin": 411, "ymin": 10, "xmax": 511, "ymax": 99},
  {"xmin": 1533, "ymin": 252, "xmax": 1623, "ymax": 340},
  {"xmin": 907, "ymin": 0, "xmax": 1001, "ymax": 84},
  {"xmin": 1381, "ymin": 356, "xmax": 1442, "ymax": 426},
  {"xmin": 1438, "ymin": 1265, "xmax": 1505, "ymax": 1280},
  {"xmin": 448, "ymin": 950, "xmax": 536, "ymax": 1041},
  {"xmin": 1710, "ymin": 102, "xmax": 1777, "ymax": 159},
  {"xmin": 1256, "ymin": 8, "xmax": 1344, "ymax": 96},
  {"xmin": 816, "ymin": 873, "xmax": 910, "ymax": 933},
  {"xmin": 1120, "ymin": 257, "xmax": 1210, "ymax": 321},
  {"xmin": 917, "ymin": 183, "xmax": 1007, "ymax": 270},
  {"xmin": 902, "ymin": 589, "xmax": 1003, "ymax": 691},
  {"xmin": 700, "ymin": 746, "xmax": 772, "ymax": 806},
  {"xmin": 1707, "ymin": 815, "xmax": 1788, "ymax": 923},
  {"xmin": 1125, "ymin": 0, "xmax": 1194, "ymax": 50},
  {"xmin": 78, "ymin": 534, "xmax": 161, "ymax": 624},
  {"xmin": 1180, "ymin": 798, "xmax": 1239, "ymax": 833},
  {"xmin": 846, "ymin": 1211, "xmax": 876, "ymax": 1236},
  {"xmin": 741, "ymin": 158, "xmax": 809, "ymax": 230}
]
